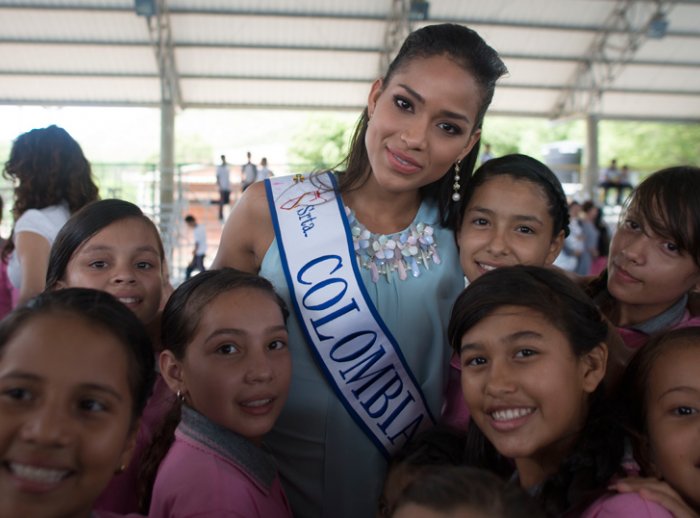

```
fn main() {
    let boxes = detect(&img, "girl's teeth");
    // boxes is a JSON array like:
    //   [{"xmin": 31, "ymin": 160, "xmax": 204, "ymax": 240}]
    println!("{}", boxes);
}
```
[
  {"xmin": 491, "ymin": 408, "xmax": 533, "ymax": 421},
  {"xmin": 243, "ymin": 399, "xmax": 271, "ymax": 407},
  {"xmin": 10, "ymin": 463, "xmax": 69, "ymax": 483},
  {"xmin": 119, "ymin": 297, "xmax": 138, "ymax": 304}
]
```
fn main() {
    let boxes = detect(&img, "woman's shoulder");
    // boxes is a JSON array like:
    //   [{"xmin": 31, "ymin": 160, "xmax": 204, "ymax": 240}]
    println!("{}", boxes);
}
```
[
  {"xmin": 14, "ymin": 203, "xmax": 70, "ymax": 232},
  {"xmin": 581, "ymin": 492, "xmax": 673, "ymax": 518}
]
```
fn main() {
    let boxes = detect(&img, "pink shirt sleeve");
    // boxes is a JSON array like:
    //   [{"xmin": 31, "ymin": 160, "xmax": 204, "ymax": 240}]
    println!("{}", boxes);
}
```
[{"xmin": 581, "ymin": 492, "xmax": 673, "ymax": 518}]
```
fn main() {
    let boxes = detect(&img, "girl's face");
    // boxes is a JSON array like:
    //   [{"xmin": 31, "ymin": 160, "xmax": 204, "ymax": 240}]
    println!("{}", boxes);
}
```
[
  {"xmin": 459, "ymin": 306, "xmax": 605, "ymax": 487},
  {"xmin": 607, "ymin": 209, "xmax": 700, "ymax": 326},
  {"xmin": 365, "ymin": 54, "xmax": 481, "ymax": 196},
  {"xmin": 0, "ymin": 312, "xmax": 136, "ymax": 518},
  {"xmin": 162, "ymin": 287, "xmax": 291, "ymax": 443},
  {"xmin": 58, "ymin": 218, "xmax": 164, "ymax": 325},
  {"xmin": 645, "ymin": 344, "xmax": 700, "ymax": 510},
  {"xmin": 458, "ymin": 176, "xmax": 564, "ymax": 282}
]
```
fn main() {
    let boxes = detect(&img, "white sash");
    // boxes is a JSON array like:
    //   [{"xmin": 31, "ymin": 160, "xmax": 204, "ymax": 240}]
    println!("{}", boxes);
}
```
[{"xmin": 266, "ymin": 172, "xmax": 435, "ymax": 457}]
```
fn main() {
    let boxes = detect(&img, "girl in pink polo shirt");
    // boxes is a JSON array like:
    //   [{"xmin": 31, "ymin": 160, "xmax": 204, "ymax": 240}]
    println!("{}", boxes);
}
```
[
  {"xmin": 586, "ymin": 166, "xmax": 700, "ymax": 353},
  {"xmin": 450, "ymin": 266, "xmax": 672, "ymax": 517},
  {"xmin": 142, "ymin": 268, "xmax": 292, "ymax": 518},
  {"xmin": 611, "ymin": 327, "xmax": 700, "ymax": 517}
]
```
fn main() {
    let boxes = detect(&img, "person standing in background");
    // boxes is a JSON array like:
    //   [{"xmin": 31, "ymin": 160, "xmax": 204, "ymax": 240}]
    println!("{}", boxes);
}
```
[
  {"xmin": 241, "ymin": 151, "xmax": 258, "ymax": 192},
  {"xmin": 216, "ymin": 155, "xmax": 231, "ymax": 221},
  {"xmin": 2, "ymin": 124, "xmax": 99, "ymax": 307},
  {"xmin": 184, "ymin": 214, "xmax": 207, "ymax": 280},
  {"xmin": 256, "ymin": 157, "xmax": 274, "ymax": 182}
]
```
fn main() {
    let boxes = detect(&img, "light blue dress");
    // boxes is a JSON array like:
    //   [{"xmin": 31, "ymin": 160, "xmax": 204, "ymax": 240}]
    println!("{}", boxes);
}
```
[{"xmin": 260, "ymin": 194, "xmax": 464, "ymax": 518}]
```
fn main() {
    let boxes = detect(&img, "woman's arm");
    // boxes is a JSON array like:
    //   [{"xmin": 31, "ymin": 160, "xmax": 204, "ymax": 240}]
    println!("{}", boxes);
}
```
[
  {"xmin": 211, "ymin": 181, "xmax": 274, "ymax": 274},
  {"xmin": 14, "ymin": 231, "xmax": 51, "ymax": 306}
]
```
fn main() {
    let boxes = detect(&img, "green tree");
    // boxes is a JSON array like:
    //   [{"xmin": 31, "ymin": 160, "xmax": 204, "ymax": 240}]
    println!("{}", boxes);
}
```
[{"xmin": 287, "ymin": 114, "xmax": 355, "ymax": 173}]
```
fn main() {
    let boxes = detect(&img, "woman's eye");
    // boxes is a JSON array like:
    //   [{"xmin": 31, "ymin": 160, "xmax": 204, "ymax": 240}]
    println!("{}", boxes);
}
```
[
  {"xmin": 465, "ymin": 356, "xmax": 487, "ymax": 367},
  {"xmin": 437, "ymin": 122, "xmax": 461, "ymax": 135},
  {"xmin": 472, "ymin": 217, "xmax": 489, "ymax": 227},
  {"xmin": 268, "ymin": 340, "xmax": 287, "ymax": 351},
  {"xmin": 216, "ymin": 343, "xmax": 239, "ymax": 355},
  {"xmin": 89, "ymin": 260, "xmax": 108, "ymax": 269},
  {"xmin": 79, "ymin": 399, "xmax": 106, "ymax": 413},
  {"xmin": 623, "ymin": 219, "xmax": 641, "ymax": 231},
  {"xmin": 672, "ymin": 406, "xmax": 697, "ymax": 416},
  {"xmin": 2, "ymin": 387, "xmax": 32, "ymax": 402},
  {"xmin": 393, "ymin": 95, "xmax": 412, "ymax": 112},
  {"xmin": 515, "ymin": 348, "xmax": 537, "ymax": 358},
  {"xmin": 663, "ymin": 241, "xmax": 679, "ymax": 253}
]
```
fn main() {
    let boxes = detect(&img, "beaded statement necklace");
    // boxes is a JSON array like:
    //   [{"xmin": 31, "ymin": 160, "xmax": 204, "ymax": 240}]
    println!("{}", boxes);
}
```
[{"xmin": 346, "ymin": 207, "xmax": 440, "ymax": 283}]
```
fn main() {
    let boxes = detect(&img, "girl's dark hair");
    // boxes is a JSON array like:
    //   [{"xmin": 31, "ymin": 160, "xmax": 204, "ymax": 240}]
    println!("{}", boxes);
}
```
[
  {"xmin": 46, "ymin": 199, "xmax": 165, "ymax": 290},
  {"xmin": 0, "ymin": 288, "xmax": 155, "ymax": 425},
  {"xmin": 391, "ymin": 466, "xmax": 545, "ymax": 518},
  {"xmin": 2, "ymin": 125, "xmax": 99, "ymax": 259},
  {"xmin": 379, "ymin": 425, "xmax": 467, "ymax": 517},
  {"xmin": 587, "ymin": 165, "xmax": 700, "ymax": 301},
  {"xmin": 339, "ymin": 23, "xmax": 507, "ymax": 230},
  {"xmin": 617, "ymin": 326, "xmax": 700, "ymax": 476},
  {"xmin": 622, "ymin": 165, "xmax": 700, "ymax": 267},
  {"xmin": 138, "ymin": 268, "xmax": 289, "ymax": 512},
  {"xmin": 457, "ymin": 153, "xmax": 570, "ymax": 237},
  {"xmin": 449, "ymin": 265, "xmax": 621, "ymax": 515}
]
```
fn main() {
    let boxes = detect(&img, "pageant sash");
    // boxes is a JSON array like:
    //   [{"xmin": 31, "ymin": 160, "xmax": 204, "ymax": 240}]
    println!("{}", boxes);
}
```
[{"xmin": 266, "ymin": 173, "xmax": 435, "ymax": 458}]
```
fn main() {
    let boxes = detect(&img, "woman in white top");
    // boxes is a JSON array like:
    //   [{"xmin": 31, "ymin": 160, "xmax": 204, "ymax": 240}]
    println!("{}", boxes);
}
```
[{"xmin": 3, "ymin": 125, "xmax": 99, "ymax": 306}]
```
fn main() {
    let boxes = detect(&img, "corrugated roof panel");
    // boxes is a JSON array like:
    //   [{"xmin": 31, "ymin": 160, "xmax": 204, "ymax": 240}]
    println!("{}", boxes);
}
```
[
  {"xmin": 0, "ymin": 75, "xmax": 160, "ymax": 104},
  {"xmin": 635, "ymin": 36, "xmax": 700, "ymax": 64},
  {"xmin": 2, "ymin": 44, "xmax": 156, "ymax": 74},
  {"xmin": 601, "ymin": 91, "xmax": 700, "ymax": 120},
  {"xmin": 615, "ymin": 64, "xmax": 700, "ymax": 92},
  {"xmin": 0, "ymin": 8, "xmax": 146, "ymax": 41},
  {"xmin": 489, "ymin": 86, "xmax": 559, "ymax": 115},
  {"xmin": 431, "ymin": 0, "xmax": 614, "ymax": 27},
  {"xmin": 180, "ymin": 78, "xmax": 367, "ymax": 108},
  {"xmin": 469, "ymin": 25, "xmax": 594, "ymax": 59},
  {"xmin": 167, "ymin": 0, "xmax": 387, "ymax": 17},
  {"xmin": 500, "ymin": 58, "xmax": 576, "ymax": 86},
  {"xmin": 170, "ymin": 14, "xmax": 385, "ymax": 50},
  {"xmin": 176, "ymin": 47, "xmax": 377, "ymax": 81}
]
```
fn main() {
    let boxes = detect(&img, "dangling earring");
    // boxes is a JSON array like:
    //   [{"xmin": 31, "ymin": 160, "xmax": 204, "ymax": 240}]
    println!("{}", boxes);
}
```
[
  {"xmin": 176, "ymin": 389, "xmax": 186, "ymax": 403},
  {"xmin": 115, "ymin": 464, "xmax": 126, "ymax": 474},
  {"xmin": 452, "ymin": 162, "xmax": 462, "ymax": 202}
]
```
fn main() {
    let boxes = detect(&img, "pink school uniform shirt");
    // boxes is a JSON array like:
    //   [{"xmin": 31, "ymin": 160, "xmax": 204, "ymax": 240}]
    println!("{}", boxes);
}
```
[
  {"xmin": 579, "ymin": 492, "xmax": 672, "ymax": 517},
  {"xmin": 149, "ymin": 405, "xmax": 292, "ymax": 518}
]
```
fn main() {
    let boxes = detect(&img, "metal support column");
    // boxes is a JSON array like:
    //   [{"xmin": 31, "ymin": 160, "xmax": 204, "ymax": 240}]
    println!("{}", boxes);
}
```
[{"xmin": 584, "ymin": 114, "xmax": 600, "ymax": 200}]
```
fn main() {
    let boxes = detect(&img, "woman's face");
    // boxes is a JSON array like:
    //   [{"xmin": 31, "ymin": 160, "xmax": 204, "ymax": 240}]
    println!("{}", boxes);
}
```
[
  {"xmin": 0, "ymin": 312, "xmax": 136, "ymax": 518},
  {"xmin": 607, "ymin": 208, "xmax": 700, "ymax": 326},
  {"xmin": 458, "ymin": 176, "xmax": 563, "ymax": 282},
  {"xmin": 58, "ymin": 218, "xmax": 164, "ymax": 325},
  {"xmin": 645, "ymin": 343, "xmax": 700, "ymax": 511},
  {"xmin": 163, "ymin": 287, "xmax": 291, "ymax": 444},
  {"xmin": 364, "ymin": 54, "xmax": 481, "ymax": 196},
  {"xmin": 459, "ymin": 306, "xmax": 605, "ymax": 487}
]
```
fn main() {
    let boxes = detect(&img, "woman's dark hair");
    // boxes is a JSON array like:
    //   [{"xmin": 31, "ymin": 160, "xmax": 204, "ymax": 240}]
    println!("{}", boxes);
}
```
[
  {"xmin": 449, "ymin": 265, "xmax": 621, "ymax": 516},
  {"xmin": 339, "ymin": 23, "xmax": 507, "ymax": 230},
  {"xmin": 391, "ymin": 466, "xmax": 545, "ymax": 518},
  {"xmin": 0, "ymin": 288, "xmax": 155, "ymax": 425},
  {"xmin": 623, "ymin": 165, "xmax": 700, "ymax": 267},
  {"xmin": 2, "ymin": 125, "xmax": 99, "ymax": 259},
  {"xmin": 46, "ymin": 199, "xmax": 165, "ymax": 290},
  {"xmin": 458, "ymin": 153, "xmax": 570, "ymax": 237},
  {"xmin": 587, "ymin": 165, "xmax": 700, "ymax": 301},
  {"xmin": 617, "ymin": 326, "xmax": 700, "ymax": 476},
  {"xmin": 138, "ymin": 268, "xmax": 289, "ymax": 512}
]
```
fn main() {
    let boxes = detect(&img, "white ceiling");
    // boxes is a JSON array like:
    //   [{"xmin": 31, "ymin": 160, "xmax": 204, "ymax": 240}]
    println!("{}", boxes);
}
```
[{"xmin": 1, "ymin": 0, "xmax": 699, "ymax": 121}]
